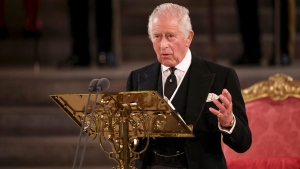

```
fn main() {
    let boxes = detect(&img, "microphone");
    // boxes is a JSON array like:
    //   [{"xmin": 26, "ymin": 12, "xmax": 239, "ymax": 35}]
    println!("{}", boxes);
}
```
[
  {"xmin": 96, "ymin": 78, "xmax": 110, "ymax": 91},
  {"xmin": 73, "ymin": 78, "xmax": 110, "ymax": 169},
  {"xmin": 73, "ymin": 78, "xmax": 99, "ymax": 169},
  {"xmin": 88, "ymin": 79, "xmax": 100, "ymax": 92}
]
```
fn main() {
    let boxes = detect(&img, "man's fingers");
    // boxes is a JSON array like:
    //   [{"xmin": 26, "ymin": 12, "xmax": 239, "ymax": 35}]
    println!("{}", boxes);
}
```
[
  {"xmin": 209, "ymin": 107, "xmax": 219, "ymax": 116},
  {"xmin": 222, "ymin": 89, "xmax": 232, "ymax": 103}
]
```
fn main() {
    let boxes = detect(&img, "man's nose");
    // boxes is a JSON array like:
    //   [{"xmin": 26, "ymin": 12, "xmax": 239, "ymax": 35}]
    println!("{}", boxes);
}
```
[{"xmin": 160, "ymin": 37, "xmax": 169, "ymax": 48}]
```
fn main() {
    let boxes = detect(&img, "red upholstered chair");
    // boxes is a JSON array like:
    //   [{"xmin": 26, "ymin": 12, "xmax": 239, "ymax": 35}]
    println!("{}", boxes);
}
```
[{"xmin": 223, "ymin": 73, "xmax": 300, "ymax": 169}]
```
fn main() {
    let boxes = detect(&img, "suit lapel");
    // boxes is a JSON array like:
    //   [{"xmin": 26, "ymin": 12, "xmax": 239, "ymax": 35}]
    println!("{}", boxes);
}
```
[
  {"xmin": 138, "ymin": 62, "xmax": 163, "ymax": 96},
  {"xmin": 185, "ymin": 56, "xmax": 215, "ymax": 126}
]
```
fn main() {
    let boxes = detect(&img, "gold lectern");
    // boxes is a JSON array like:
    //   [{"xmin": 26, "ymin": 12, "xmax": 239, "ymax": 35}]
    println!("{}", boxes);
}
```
[{"xmin": 50, "ymin": 91, "xmax": 194, "ymax": 169}]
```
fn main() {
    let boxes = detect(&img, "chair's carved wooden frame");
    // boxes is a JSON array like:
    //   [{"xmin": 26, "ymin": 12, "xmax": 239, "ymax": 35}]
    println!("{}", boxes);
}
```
[{"xmin": 242, "ymin": 73, "xmax": 300, "ymax": 102}]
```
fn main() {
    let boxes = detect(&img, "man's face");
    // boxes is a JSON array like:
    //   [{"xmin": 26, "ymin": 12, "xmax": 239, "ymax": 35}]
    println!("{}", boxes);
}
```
[{"xmin": 150, "ymin": 17, "xmax": 193, "ymax": 67}]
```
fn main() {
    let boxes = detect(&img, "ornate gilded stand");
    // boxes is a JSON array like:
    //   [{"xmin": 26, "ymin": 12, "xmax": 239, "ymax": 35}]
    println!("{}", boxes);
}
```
[{"xmin": 50, "ymin": 91, "xmax": 194, "ymax": 169}]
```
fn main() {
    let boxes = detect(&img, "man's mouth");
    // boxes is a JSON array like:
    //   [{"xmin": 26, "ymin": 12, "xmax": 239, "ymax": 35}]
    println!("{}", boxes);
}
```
[{"xmin": 161, "ymin": 53, "xmax": 171, "ymax": 57}]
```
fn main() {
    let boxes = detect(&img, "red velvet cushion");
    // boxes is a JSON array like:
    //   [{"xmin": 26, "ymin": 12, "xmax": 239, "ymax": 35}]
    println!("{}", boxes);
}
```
[
  {"xmin": 224, "ymin": 97, "xmax": 300, "ymax": 161},
  {"xmin": 227, "ymin": 157, "xmax": 300, "ymax": 169}
]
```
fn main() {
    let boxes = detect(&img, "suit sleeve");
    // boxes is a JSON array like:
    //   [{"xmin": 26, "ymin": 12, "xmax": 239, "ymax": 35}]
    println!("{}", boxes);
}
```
[
  {"xmin": 222, "ymin": 68, "xmax": 252, "ymax": 153},
  {"xmin": 126, "ymin": 71, "xmax": 134, "ymax": 91}
]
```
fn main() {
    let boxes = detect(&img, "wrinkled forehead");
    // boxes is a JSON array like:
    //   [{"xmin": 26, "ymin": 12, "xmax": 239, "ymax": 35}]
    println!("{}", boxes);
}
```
[{"xmin": 151, "ymin": 16, "xmax": 179, "ymax": 27}]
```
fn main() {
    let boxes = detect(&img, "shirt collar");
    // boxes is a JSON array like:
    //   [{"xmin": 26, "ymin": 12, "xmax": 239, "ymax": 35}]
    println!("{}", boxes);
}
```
[{"xmin": 162, "ymin": 49, "xmax": 192, "ymax": 72}]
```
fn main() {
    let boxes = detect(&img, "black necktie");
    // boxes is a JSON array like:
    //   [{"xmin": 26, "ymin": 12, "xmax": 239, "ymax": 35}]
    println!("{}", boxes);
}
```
[{"xmin": 164, "ymin": 67, "xmax": 177, "ymax": 99}]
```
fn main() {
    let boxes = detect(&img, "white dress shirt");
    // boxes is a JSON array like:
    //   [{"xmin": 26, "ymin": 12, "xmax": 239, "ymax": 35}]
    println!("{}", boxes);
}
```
[{"xmin": 161, "ymin": 49, "xmax": 192, "ymax": 102}]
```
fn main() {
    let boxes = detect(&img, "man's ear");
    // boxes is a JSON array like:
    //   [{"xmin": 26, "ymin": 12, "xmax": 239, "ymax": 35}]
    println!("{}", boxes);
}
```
[{"xmin": 186, "ymin": 30, "xmax": 194, "ymax": 47}]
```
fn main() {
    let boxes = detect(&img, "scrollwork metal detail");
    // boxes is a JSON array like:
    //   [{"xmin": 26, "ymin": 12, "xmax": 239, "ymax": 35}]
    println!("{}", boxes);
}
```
[{"xmin": 50, "ymin": 91, "xmax": 194, "ymax": 169}]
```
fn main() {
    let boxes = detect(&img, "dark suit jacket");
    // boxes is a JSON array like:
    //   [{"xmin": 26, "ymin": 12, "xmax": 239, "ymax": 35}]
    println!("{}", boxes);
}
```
[{"xmin": 126, "ymin": 54, "xmax": 252, "ymax": 169}]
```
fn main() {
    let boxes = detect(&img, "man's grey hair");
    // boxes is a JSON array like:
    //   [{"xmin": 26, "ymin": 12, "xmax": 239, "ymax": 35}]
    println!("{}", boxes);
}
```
[{"xmin": 148, "ymin": 3, "xmax": 192, "ymax": 40}]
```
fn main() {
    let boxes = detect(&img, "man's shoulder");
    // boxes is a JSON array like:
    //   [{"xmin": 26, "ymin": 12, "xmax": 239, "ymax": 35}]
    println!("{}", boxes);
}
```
[
  {"xmin": 131, "ymin": 61, "xmax": 160, "ymax": 73},
  {"xmin": 192, "ymin": 55, "xmax": 233, "ymax": 72}
]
